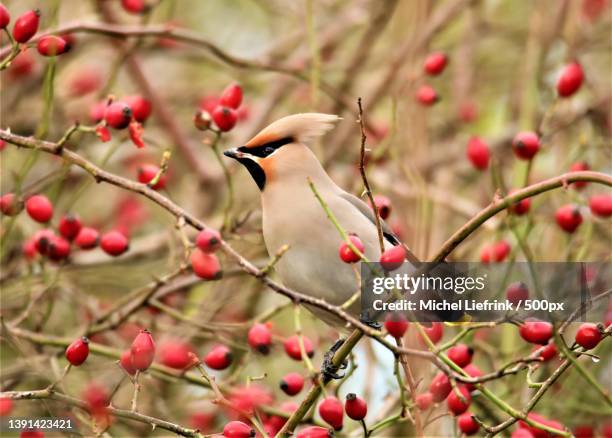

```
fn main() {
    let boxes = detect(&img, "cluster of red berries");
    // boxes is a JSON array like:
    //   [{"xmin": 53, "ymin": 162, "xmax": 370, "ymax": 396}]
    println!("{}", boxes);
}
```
[
  {"xmin": 338, "ymin": 233, "xmax": 407, "ymax": 271},
  {"xmin": 190, "ymin": 228, "xmax": 222, "ymax": 280},
  {"xmin": 1, "ymin": 193, "xmax": 130, "ymax": 260},
  {"xmin": 480, "ymin": 239, "xmax": 511, "ymax": 263},
  {"xmin": 315, "ymin": 393, "xmax": 367, "ymax": 431},
  {"xmin": 416, "ymin": 52, "xmax": 448, "ymax": 106},
  {"xmin": 194, "ymin": 83, "xmax": 245, "ymax": 132},
  {"xmin": 90, "ymin": 95, "xmax": 151, "ymax": 147}
]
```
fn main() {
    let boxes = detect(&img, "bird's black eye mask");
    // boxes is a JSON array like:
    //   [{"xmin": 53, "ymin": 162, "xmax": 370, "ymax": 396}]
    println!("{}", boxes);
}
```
[{"xmin": 237, "ymin": 136, "xmax": 294, "ymax": 158}]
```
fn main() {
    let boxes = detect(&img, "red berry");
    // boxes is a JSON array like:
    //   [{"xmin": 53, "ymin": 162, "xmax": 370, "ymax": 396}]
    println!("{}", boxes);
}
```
[
  {"xmin": 602, "ymin": 423, "xmax": 612, "ymax": 438},
  {"xmin": 574, "ymin": 425, "xmax": 595, "ymax": 438},
  {"xmin": 589, "ymin": 194, "xmax": 612, "ymax": 217},
  {"xmin": 100, "ymin": 230, "xmax": 129, "ymax": 256},
  {"xmin": 319, "ymin": 396, "xmax": 344, "ymax": 431},
  {"xmin": 120, "ymin": 350, "xmax": 136, "ymax": 375},
  {"xmin": 36, "ymin": 35, "xmax": 70, "ymax": 57},
  {"xmin": 512, "ymin": 428, "xmax": 535, "ymax": 438},
  {"xmin": 519, "ymin": 320, "xmax": 553, "ymax": 345},
  {"xmin": 190, "ymin": 249, "xmax": 222, "ymax": 280},
  {"xmin": 344, "ymin": 393, "xmax": 367, "ymax": 420},
  {"xmin": 137, "ymin": 164, "xmax": 166, "ymax": 190},
  {"xmin": 0, "ymin": 4, "xmax": 10, "ymax": 30},
  {"xmin": 90, "ymin": 101, "xmax": 107, "ymax": 123},
  {"xmin": 338, "ymin": 234, "xmax": 364, "ymax": 263},
  {"xmin": 223, "ymin": 420, "xmax": 255, "ymax": 438},
  {"xmin": 19, "ymin": 429, "xmax": 44, "ymax": 438},
  {"xmin": 492, "ymin": 240, "xmax": 511, "ymax": 262},
  {"xmin": 199, "ymin": 95, "xmax": 220, "ymax": 113},
  {"xmin": 457, "ymin": 412, "xmax": 480, "ymax": 435},
  {"xmin": 1, "ymin": 193, "xmax": 22, "ymax": 216},
  {"xmin": 384, "ymin": 313, "xmax": 409, "ymax": 338},
  {"xmin": 509, "ymin": 190, "xmax": 531, "ymax": 215},
  {"xmin": 569, "ymin": 161, "xmax": 590, "ymax": 189},
  {"xmin": 555, "ymin": 204, "xmax": 583, "ymax": 233},
  {"xmin": 415, "ymin": 392, "xmax": 433, "ymax": 410},
  {"xmin": 75, "ymin": 227, "xmax": 99, "ymax": 249},
  {"xmin": 121, "ymin": 0, "xmax": 147, "ymax": 14},
  {"xmin": 204, "ymin": 344, "xmax": 233, "ymax": 370},
  {"xmin": 65, "ymin": 336, "xmax": 89, "ymax": 366},
  {"xmin": 518, "ymin": 413, "xmax": 565, "ymax": 438},
  {"xmin": 33, "ymin": 229, "xmax": 55, "ymax": 255},
  {"xmin": 128, "ymin": 120, "xmax": 146, "ymax": 148},
  {"xmin": 23, "ymin": 238, "xmax": 38, "ymax": 261},
  {"xmin": 447, "ymin": 386, "xmax": 471, "ymax": 415},
  {"xmin": 421, "ymin": 322, "xmax": 443, "ymax": 344},
  {"xmin": 557, "ymin": 61, "xmax": 584, "ymax": 97},
  {"xmin": 159, "ymin": 341, "xmax": 195, "ymax": 369},
  {"xmin": 462, "ymin": 364, "xmax": 483, "ymax": 392},
  {"xmin": 296, "ymin": 426, "xmax": 333, "ymax": 438},
  {"xmin": 429, "ymin": 372, "xmax": 451, "ymax": 402},
  {"xmin": 424, "ymin": 52, "xmax": 448, "ymax": 76},
  {"xmin": 196, "ymin": 228, "xmax": 222, "ymax": 253},
  {"xmin": 371, "ymin": 194, "xmax": 392, "ymax": 220},
  {"xmin": 0, "ymin": 396, "xmax": 13, "ymax": 416},
  {"xmin": 247, "ymin": 323, "xmax": 272, "ymax": 354},
  {"xmin": 104, "ymin": 102, "xmax": 132, "ymax": 129},
  {"xmin": 82, "ymin": 382, "xmax": 109, "ymax": 413},
  {"xmin": 130, "ymin": 329, "xmax": 155, "ymax": 371},
  {"xmin": 512, "ymin": 131, "xmax": 540, "ymax": 160},
  {"xmin": 193, "ymin": 109, "xmax": 212, "ymax": 131},
  {"xmin": 219, "ymin": 82, "xmax": 243, "ymax": 109},
  {"xmin": 466, "ymin": 136, "xmax": 490, "ymax": 170},
  {"xmin": 459, "ymin": 101, "xmax": 478, "ymax": 123},
  {"xmin": 59, "ymin": 214, "xmax": 82, "ymax": 240},
  {"xmin": 506, "ymin": 282, "xmax": 529, "ymax": 305},
  {"xmin": 284, "ymin": 334, "xmax": 314, "ymax": 360},
  {"xmin": 536, "ymin": 342, "xmax": 558, "ymax": 362},
  {"xmin": 575, "ymin": 323, "xmax": 602, "ymax": 349},
  {"xmin": 12, "ymin": 9, "xmax": 40, "ymax": 43},
  {"xmin": 68, "ymin": 68, "xmax": 101, "ymax": 96},
  {"xmin": 280, "ymin": 372, "xmax": 305, "ymax": 396},
  {"xmin": 480, "ymin": 245, "xmax": 492, "ymax": 263},
  {"xmin": 8, "ymin": 51, "xmax": 36, "ymax": 79},
  {"xmin": 25, "ymin": 194, "xmax": 53, "ymax": 223},
  {"xmin": 380, "ymin": 246, "xmax": 406, "ymax": 271},
  {"xmin": 48, "ymin": 235, "xmax": 71, "ymax": 261},
  {"xmin": 212, "ymin": 106, "xmax": 238, "ymax": 132},
  {"xmin": 123, "ymin": 95, "xmax": 152, "ymax": 122},
  {"xmin": 447, "ymin": 344, "xmax": 473, "ymax": 367},
  {"xmin": 416, "ymin": 85, "xmax": 438, "ymax": 106}
]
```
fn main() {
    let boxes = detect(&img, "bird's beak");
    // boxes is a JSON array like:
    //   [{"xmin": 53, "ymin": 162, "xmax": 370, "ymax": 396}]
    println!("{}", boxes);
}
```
[{"xmin": 223, "ymin": 148, "xmax": 242, "ymax": 160}]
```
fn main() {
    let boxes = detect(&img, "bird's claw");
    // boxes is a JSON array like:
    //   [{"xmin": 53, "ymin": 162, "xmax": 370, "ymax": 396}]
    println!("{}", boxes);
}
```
[{"xmin": 320, "ymin": 338, "xmax": 346, "ymax": 381}]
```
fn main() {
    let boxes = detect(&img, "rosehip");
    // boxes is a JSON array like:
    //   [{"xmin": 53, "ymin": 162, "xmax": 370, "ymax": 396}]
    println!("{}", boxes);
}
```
[
  {"xmin": 0, "ymin": 396, "xmax": 12, "ymax": 416},
  {"xmin": 59, "ymin": 214, "xmax": 82, "ymax": 240},
  {"xmin": 120, "ymin": 350, "xmax": 136, "ymax": 375},
  {"xmin": 137, "ymin": 164, "xmax": 166, "ymax": 190},
  {"xmin": 25, "ymin": 194, "xmax": 53, "ymax": 223},
  {"xmin": 573, "ymin": 425, "xmax": 595, "ymax": 438},
  {"xmin": 128, "ymin": 120, "xmax": 146, "ymax": 148},
  {"xmin": 196, "ymin": 228, "xmax": 222, "ymax": 253},
  {"xmin": 429, "ymin": 372, "xmax": 452, "ymax": 402},
  {"xmin": 512, "ymin": 428, "xmax": 535, "ymax": 438},
  {"xmin": 512, "ymin": 131, "xmax": 540, "ymax": 160},
  {"xmin": 130, "ymin": 329, "xmax": 155, "ymax": 371},
  {"xmin": 82, "ymin": 382, "xmax": 109, "ymax": 413},
  {"xmin": 457, "ymin": 412, "xmax": 480, "ymax": 435},
  {"xmin": 493, "ymin": 240, "xmax": 511, "ymax": 262},
  {"xmin": 19, "ymin": 429, "xmax": 44, "ymax": 438},
  {"xmin": 319, "ymin": 396, "xmax": 344, "ymax": 431},
  {"xmin": 447, "ymin": 386, "xmax": 471, "ymax": 415},
  {"xmin": 416, "ymin": 85, "xmax": 438, "ymax": 106},
  {"xmin": 424, "ymin": 52, "xmax": 448, "ymax": 76},
  {"xmin": 100, "ymin": 230, "xmax": 129, "ymax": 256},
  {"xmin": 12, "ymin": 9, "xmax": 40, "ymax": 43},
  {"xmin": 219, "ymin": 82, "xmax": 243, "ymax": 109},
  {"xmin": 421, "ymin": 322, "xmax": 443, "ymax": 344},
  {"xmin": 447, "ymin": 344, "xmax": 473, "ymax": 367},
  {"xmin": 589, "ymin": 194, "xmax": 612, "ymax": 217},
  {"xmin": 104, "ymin": 102, "xmax": 132, "ymax": 129},
  {"xmin": 344, "ymin": 393, "xmax": 367, "ymax": 420},
  {"xmin": 509, "ymin": 190, "xmax": 531, "ymax": 215},
  {"xmin": 121, "ymin": 0, "xmax": 147, "ymax": 14},
  {"xmin": 557, "ymin": 61, "xmax": 584, "ymax": 97},
  {"xmin": 466, "ymin": 136, "xmax": 490, "ymax": 170},
  {"xmin": 193, "ymin": 109, "xmax": 212, "ymax": 131},
  {"xmin": 380, "ymin": 246, "xmax": 406, "ymax": 271},
  {"xmin": 284, "ymin": 334, "xmax": 314, "ymax": 360},
  {"xmin": 159, "ymin": 341, "xmax": 195, "ymax": 369},
  {"xmin": 33, "ymin": 229, "xmax": 55, "ymax": 255},
  {"xmin": 48, "ymin": 235, "xmax": 71, "ymax": 260},
  {"xmin": 0, "ymin": 4, "xmax": 9, "ymax": 30},
  {"xmin": 519, "ymin": 320, "xmax": 553, "ymax": 345},
  {"xmin": 204, "ymin": 345, "xmax": 232, "ymax": 370},
  {"xmin": 90, "ymin": 101, "xmax": 107, "ymax": 123},
  {"xmin": 575, "ymin": 323, "xmax": 602, "ymax": 349},
  {"xmin": 247, "ymin": 323, "xmax": 272, "ymax": 354},
  {"xmin": 65, "ymin": 336, "xmax": 89, "ymax": 366},
  {"xmin": 37, "ymin": 35, "xmax": 70, "ymax": 57},
  {"xmin": 75, "ymin": 227, "xmax": 99, "ymax": 249},
  {"xmin": 23, "ymin": 238, "xmax": 38, "ymax": 260},
  {"xmin": 518, "ymin": 413, "xmax": 564, "ymax": 438},
  {"xmin": 296, "ymin": 426, "xmax": 333, "ymax": 438},
  {"xmin": 223, "ymin": 420, "xmax": 255, "ymax": 438},
  {"xmin": 555, "ymin": 204, "xmax": 583, "ymax": 233},
  {"xmin": 536, "ymin": 342, "xmax": 558, "ymax": 362},
  {"xmin": 480, "ymin": 245, "xmax": 492, "ymax": 263},
  {"xmin": 211, "ymin": 106, "xmax": 237, "ymax": 132},
  {"xmin": 199, "ymin": 95, "xmax": 220, "ymax": 113},
  {"xmin": 190, "ymin": 249, "xmax": 222, "ymax": 280},
  {"xmin": 123, "ymin": 95, "xmax": 152, "ymax": 122},
  {"xmin": 569, "ymin": 161, "xmax": 590, "ymax": 189},
  {"xmin": 280, "ymin": 372, "xmax": 304, "ymax": 396},
  {"xmin": 371, "ymin": 194, "xmax": 392, "ymax": 219},
  {"xmin": 506, "ymin": 282, "xmax": 529, "ymax": 305},
  {"xmin": 415, "ymin": 392, "xmax": 433, "ymax": 410},
  {"xmin": 69, "ymin": 68, "xmax": 101, "ymax": 96},
  {"xmin": 1, "ymin": 193, "xmax": 22, "ymax": 216},
  {"xmin": 384, "ymin": 313, "xmax": 409, "ymax": 338},
  {"xmin": 602, "ymin": 423, "xmax": 612, "ymax": 438},
  {"xmin": 462, "ymin": 364, "xmax": 483, "ymax": 392},
  {"xmin": 8, "ymin": 51, "xmax": 35, "ymax": 79},
  {"xmin": 338, "ymin": 234, "xmax": 364, "ymax": 263}
]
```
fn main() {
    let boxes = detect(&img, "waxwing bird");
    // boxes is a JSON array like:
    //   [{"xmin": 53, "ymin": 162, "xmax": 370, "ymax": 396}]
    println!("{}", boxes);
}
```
[{"xmin": 224, "ymin": 113, "xmax": 403, "ymax": 328}]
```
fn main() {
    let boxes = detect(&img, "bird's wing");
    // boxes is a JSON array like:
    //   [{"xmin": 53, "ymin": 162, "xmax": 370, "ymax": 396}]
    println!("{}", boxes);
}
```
[{"xmin": 339, "ymin": 192, "xmax": 400, "ymax": 246}]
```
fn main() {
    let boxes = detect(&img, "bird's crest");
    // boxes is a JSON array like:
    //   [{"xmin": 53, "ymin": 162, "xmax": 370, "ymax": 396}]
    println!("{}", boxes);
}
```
[{"xmin": 245, "ymin": 113, "xmax": 341, "ymax": 147}]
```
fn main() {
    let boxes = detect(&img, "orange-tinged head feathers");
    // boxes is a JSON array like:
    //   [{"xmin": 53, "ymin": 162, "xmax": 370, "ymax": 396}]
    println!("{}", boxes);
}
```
[{"xmin": 245, "ymin": 113, "xmax": 341, "ymax": 148}]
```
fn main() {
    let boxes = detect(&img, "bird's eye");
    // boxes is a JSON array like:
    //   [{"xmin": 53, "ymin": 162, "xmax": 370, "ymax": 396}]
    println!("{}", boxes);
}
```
[{"xmin": 264, "ymin": 146, "xmax": 275, "ymax": 155}]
